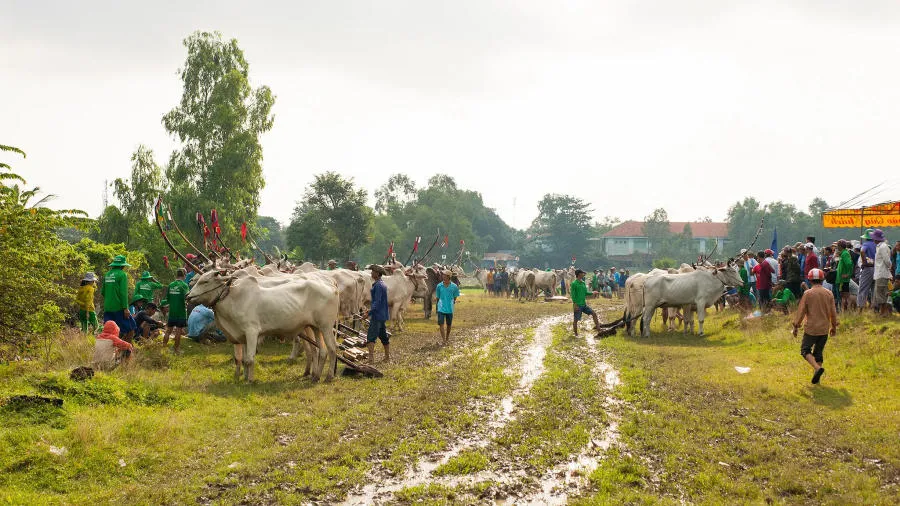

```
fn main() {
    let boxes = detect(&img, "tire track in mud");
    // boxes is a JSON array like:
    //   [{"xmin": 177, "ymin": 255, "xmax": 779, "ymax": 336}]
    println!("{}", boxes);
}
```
[
  {"xmin": 341, "ymin": 310, "xmax": 624, "ymax": 505},
  {"xmin": 520, "ymin": 310, "xmax": 624, "ymax": 505},
  {"xmin": 341, "ymin": 315, "xmax": 566, "ymax": 505}
]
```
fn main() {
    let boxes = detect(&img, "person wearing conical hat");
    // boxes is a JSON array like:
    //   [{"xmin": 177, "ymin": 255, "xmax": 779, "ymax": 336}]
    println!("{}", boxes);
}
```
[
  {"xmin": 76, "ymin": 272, "xmax": 99, "ymax": 333},
  {"xmin": 102, "ymin": 255, "xmax": 137, "ymax": 342},
  {"xmin": 134, "ymin": 271, "xmax": 164, "ymax": 304}
]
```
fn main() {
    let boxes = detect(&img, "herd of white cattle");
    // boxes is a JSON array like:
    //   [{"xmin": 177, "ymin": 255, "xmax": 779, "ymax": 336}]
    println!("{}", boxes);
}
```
[{"xmin": 183, "ymin": 256, "xmax": 743, "ymax": 383}]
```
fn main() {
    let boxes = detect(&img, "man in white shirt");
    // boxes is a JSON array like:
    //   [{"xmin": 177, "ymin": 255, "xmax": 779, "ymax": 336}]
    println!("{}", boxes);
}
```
[
  {"xmin": 742, "ymin": 250, "xmax": 759, "ymax": 304},
  {"xmin": 872, "ymin": 229, "xmax": 893, "ymax": 316},
  {"xmin": 765, "ymin": 249, "xmax": 779, "ymax": 285}
]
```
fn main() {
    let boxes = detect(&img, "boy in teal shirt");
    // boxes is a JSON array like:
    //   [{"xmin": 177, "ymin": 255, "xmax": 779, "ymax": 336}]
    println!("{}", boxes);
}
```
[{"xmin": 571, "ymin": 269, "xmax": 602, "ymax": 337}]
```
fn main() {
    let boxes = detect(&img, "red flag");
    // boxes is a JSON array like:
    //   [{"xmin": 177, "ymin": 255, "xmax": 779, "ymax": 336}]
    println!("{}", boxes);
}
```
[
  {"xmin": 460, "ymin": 239, "xmax": 464, "ymax": 245},
  {"xmin": 443, "ymin": 235, "xmax": 449, "ymax": 247},
  {"xmin": 412, "ymin": 236, "xmax": 421, "ymax": 252},
  {"xmin": 240, "ymin": 222, "xmax": 248, "ymax": 242},
  {"xmin": 211, "ymin": 209, "xmax": 221, "ymax": 235},
  {"xmin": 388, "ymin": 241, "xmax": 394, "ymax": 255},
  {"xmin": 163, "ymin": 255, "xmax": 170, "ymax": 269}
]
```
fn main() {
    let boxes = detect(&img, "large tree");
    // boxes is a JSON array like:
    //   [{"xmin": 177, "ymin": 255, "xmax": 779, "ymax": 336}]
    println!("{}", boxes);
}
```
[
  {"xmin": 524, "ymin": 193, "xmax": 594, "ymax": 266},
  {"xmin": 286, "ymin": 172, "xmax": 373, "ymax": 261},
  {"xmin": 113, "ymin": 145, "xmax": 164, "ymax": 223},
  {"xmin": 163, "ymin": 31, "xmax": 275, "ymax": 249},
  {"xmin": 642, "ymin": 208, "xmax": 671, "ymax": 255},
  {"xmin": 374, "ymin": 173, "xmax": 417, "ymax": 215}
]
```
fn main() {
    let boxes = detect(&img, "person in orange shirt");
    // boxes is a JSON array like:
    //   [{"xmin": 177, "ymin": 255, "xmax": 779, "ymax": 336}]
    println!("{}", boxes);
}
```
[
  {"xmin": 792, "ymin": 269, "xmax": 838, "ymax": 384},
  {"xmin": 93, "ymin": 320, "xmax": 134, "ymax": 370}
]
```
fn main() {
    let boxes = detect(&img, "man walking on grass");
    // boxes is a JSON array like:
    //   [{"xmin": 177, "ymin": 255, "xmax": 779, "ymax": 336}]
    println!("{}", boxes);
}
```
[
  {"xmin": 792, "ymin": 268, "xmax": 838, "ymax": 385},
  {"xmin": 162, "ymin": 269, "xmax": 190, "ymax": 354},
  {"xmin": 570, "ymin": 269, "xmax": 602, "ymax": 337},
  {"xmin": 436, "ymin": 269, "xmax": 460, "ymax": 345},
  {"xmin": 366, "ymin": 265, "xmax": 390, "ymax": 363}
]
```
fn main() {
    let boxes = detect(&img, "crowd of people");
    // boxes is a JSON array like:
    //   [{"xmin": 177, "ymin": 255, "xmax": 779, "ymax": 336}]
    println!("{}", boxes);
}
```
[
  {"xmin": 736, "ymin": 229, "xmax": 900, "ymax": 316},
  {"xmin": 74, "ymin": 253, "xmax": 225, "ymax": 370}
]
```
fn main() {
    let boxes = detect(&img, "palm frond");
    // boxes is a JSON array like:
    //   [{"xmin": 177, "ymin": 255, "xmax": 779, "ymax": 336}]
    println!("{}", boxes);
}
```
[
  {"xmin": 0, "ymin": 145, "xmax": 26, "ymax": 158},
  {"xmin": 0, "ymin": 172, "xmax": 26, "ymax": 184}
]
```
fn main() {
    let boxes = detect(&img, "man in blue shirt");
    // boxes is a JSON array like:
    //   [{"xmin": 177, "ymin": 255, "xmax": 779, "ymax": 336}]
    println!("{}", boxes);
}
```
[
  {"xmin": 367, "ymin": 265, "xmax": 390, "ymax": 363},
  {"xmin": 187, "ymin": 304, "xmax": 226, "ymax": 343},
  {"xmin": 436, "ymin": 270, "xmax": 461, "ymax": 345}
]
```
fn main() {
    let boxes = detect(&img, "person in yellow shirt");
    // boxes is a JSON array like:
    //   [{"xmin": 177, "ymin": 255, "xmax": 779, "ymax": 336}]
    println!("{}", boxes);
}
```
[{"xmin": 75, "ymin": 272, "xmax": 99, "ymax": 333}]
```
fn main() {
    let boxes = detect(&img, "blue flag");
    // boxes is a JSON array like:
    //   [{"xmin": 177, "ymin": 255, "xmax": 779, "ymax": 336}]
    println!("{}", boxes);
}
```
[{"xmin": 771, "ymin": 226, "xmax": 778, "ymax": 253}]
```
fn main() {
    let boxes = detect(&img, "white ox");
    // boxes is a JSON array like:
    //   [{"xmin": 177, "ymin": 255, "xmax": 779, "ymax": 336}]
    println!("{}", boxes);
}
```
[
  {"xmin": 531, "ymin": 269, "xmax": 559, "ymax": 297},
  {"xmin": 361, "ymin": 264, "xmax": 426, "ymax": 332},
  {"xmin": 515, "ymin": 269, "xmax": 536, "ymax": 300},
  {"xmin": 186, "ymin": 268, "xmax": 340, "ymax": 382},
  {"xmin": 639, "ymin": 266, "xmax": 743, "ymax": 337}
]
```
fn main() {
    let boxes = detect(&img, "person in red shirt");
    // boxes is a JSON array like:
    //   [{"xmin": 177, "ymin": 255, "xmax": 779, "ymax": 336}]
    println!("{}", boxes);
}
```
[
  {"xmin": 803, "ymin": 242, "xmax": 820, "ymax": 285},
  {"xmin": 754, "ymin": 251, "xmax": 774, "ymax": 311}
]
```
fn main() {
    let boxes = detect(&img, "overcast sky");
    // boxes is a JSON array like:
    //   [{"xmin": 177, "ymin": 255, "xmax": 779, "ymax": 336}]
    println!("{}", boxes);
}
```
[{"xmin": 3, "ymin": 1, "xmax": 899, "ymax": 230}]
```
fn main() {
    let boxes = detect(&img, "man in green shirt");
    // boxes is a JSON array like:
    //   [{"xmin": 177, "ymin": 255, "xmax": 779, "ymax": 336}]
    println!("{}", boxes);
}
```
[
  {"xmin": 134, "ymin": 271, "xmax": 164, "ymax": 303},
  {"xmin": 835, "ymin": 241, "xmax": 854, "ymax": 312},
  {"xmin": 772, "ymin": 280, "xmax": 797, "ymax": 314},
  {"xmin": 162, "ymin": 269, "xmax": 191, "ymax": 354},
  {"xmin": 101, "ymin": 255, "xmax": 137, "ymax": 341},
  {"xmin": 570, "ymin": 269, "xmax": 601, "ymax": 337}
]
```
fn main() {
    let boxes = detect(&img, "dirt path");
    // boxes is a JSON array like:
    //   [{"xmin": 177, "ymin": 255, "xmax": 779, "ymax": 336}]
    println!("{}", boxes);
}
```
[{"xmin": 341, "ymin": 311, "xmax": 623, "ymax": 505}]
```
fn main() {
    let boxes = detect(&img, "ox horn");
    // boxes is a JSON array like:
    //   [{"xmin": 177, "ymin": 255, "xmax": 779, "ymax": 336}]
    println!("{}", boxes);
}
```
[{"xmin": 154, "ymin": 197, "xmax": 202, "ymax": 273}]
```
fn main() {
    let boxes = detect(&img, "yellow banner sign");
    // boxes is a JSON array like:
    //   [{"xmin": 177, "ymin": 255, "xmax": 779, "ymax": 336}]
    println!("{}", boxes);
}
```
[{"xmin": 823, "ymin": 202, "xmax": 900, "ymax": 228}]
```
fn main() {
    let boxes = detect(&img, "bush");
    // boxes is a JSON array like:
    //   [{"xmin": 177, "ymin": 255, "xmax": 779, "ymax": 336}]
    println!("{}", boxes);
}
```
[
  {"xmin": 1, "ymin": 144, "xmax": 90, "ymax": 359},
  {"xmin": 652, "ymin": 257, "xmax": 677, "ymax": 269}
]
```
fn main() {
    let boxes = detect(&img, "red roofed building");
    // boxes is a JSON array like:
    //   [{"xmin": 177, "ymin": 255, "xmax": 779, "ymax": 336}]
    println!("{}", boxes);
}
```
[{"xmin": 602, "ymin": 221, "xmax": 728, "ymax": 258}]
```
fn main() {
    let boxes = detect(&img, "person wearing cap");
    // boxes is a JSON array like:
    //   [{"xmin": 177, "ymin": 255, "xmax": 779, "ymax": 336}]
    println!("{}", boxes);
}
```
[
  {"xmin": 327, "ymin": 259, "xmax": 338, "ymax": 271},
  {"xmin": 805, "ymin": 236, "xmax": 819, "ymax": 258},
  {"xmin": 134, "ymin": 271, "xmax": 164, "ymax": 304},
  {"xmin": 857, "ymin": 229, "xmax": 877, "ymax": 310},
  {"xmin": 366, "ymin": 265, "xmax": 390, "ymax": 362},
  {"xmin": 92, "ymin": 320, "xmax": 134, "ymax": 371},
  {"xmin": 436, "ymin": 269, "xmax": 460, "ymax": 345},
  {"xmin": 102, "ymin": 255, "xmax": 137, "ymax": 342},
  {"xmin": 76, "ymin": 272, "xmax": 99, "ymax": 333},
  {"xmin": 835, "ymin": 240, "xmax": 854, "ymax": 312},
  {"xmin": 772, "ymin": 280, "xmax": 797, "ymax": 314},
  {"xmin": 135, "ymin": 302, "xmax": 163, "ymax": 340},
  {"xmin": 753, "ymin": 251, "xmax": 774, "ymax": 311},
  {"xmin": 570, "ymin": 269, "xmax": 601, "ymax": 337},
  {"xmin": 183, "ymin": 253, "xmax": 201, "ymax": 285},
  {"xmin": 792, "ymin": 268, "xmax": 838, "ymax": 385},
  {"xmin": 872, "ymin": 229, "xmax": 893, "ymax": 316},
  {"xmin": 764, "ymin": 249, "xmax": 779, "ymax": 286},
  {"xmin": 162, "ymin": 269, "xmax": 190, "ymax": 354}
]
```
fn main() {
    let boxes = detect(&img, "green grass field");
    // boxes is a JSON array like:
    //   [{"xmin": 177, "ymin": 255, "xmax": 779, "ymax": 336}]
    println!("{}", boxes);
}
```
[{"xmin": 1, "ymin": 289, "xmax": 898, "ymax": 504}]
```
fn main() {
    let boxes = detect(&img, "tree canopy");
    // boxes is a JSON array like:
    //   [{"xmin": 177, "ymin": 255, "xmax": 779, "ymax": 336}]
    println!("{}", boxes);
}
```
[
  {"xmin": 163, "ymin": 30, "xmax": 275, "ymax": 249},
  {"xmin": 286, "ymin": 172, "xmax": 374, "ymax": 262}
]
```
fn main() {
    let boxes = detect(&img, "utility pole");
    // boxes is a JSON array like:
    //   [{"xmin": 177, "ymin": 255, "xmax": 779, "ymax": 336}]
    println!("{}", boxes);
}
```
[{"xmin": 102, "ymin": 179, "xmax": 108, "ymax": 209}]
